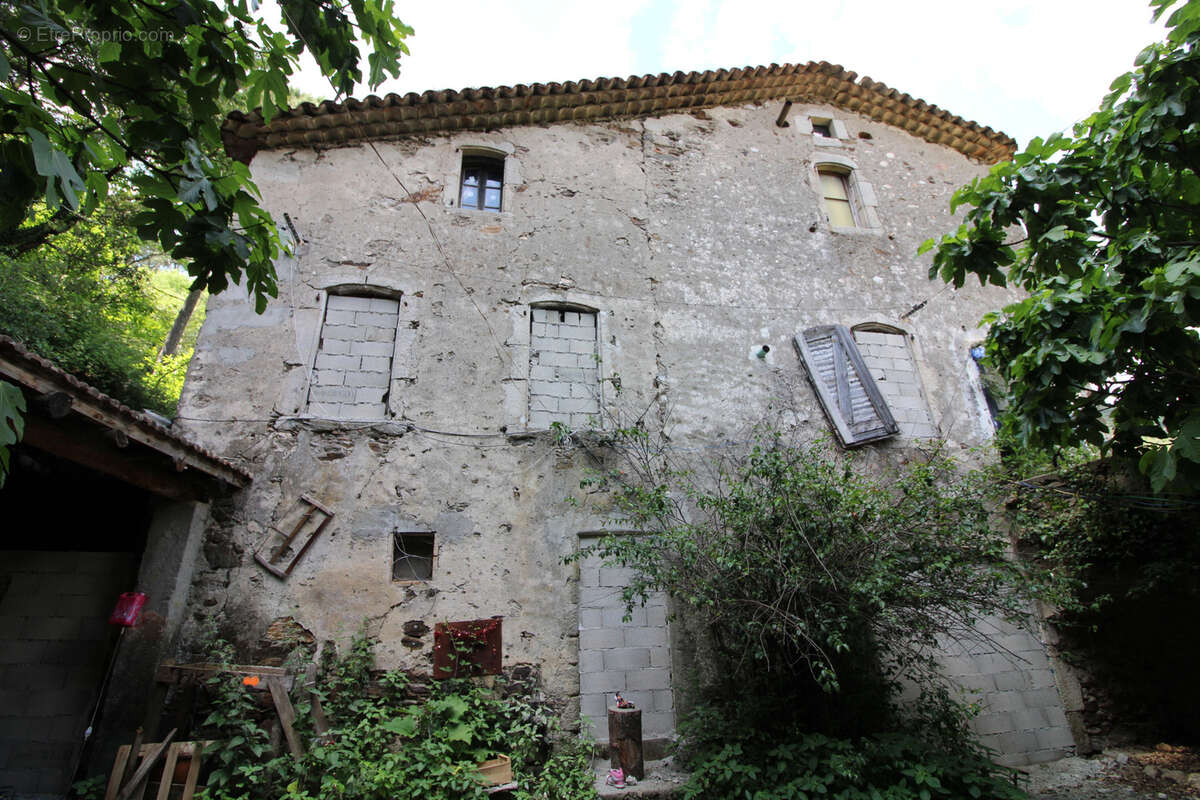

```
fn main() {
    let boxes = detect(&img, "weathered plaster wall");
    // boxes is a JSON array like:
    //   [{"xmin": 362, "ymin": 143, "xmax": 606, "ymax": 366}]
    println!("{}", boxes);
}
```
[{"xmin": 176, "ymin": 101, "xmax": 1043, "ymax": 747}]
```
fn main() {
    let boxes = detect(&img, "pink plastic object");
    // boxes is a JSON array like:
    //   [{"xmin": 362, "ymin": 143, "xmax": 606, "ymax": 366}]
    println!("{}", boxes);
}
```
[{"xmin": 108, "ymin": 592, "xmax": 147, "ymax": 627}]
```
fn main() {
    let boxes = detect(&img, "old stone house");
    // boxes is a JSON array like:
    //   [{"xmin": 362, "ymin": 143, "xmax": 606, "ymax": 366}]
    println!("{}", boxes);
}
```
[{"xmin": 175, "ymin": 61, "xmax": 1080, "ymax": 766}]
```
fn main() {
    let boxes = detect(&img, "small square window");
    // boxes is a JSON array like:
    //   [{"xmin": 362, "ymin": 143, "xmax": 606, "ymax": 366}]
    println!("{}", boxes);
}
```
[
  {"xmin": 392, "ymin": 532, "xmax": 435, "ymax": 581},
  {"xmin": 460, "ymin": 155, "xmax": 504, "ymax": 211},
  {"xmin": 812, "ymin": 121, "xmax": 833, "ymax": 138}
]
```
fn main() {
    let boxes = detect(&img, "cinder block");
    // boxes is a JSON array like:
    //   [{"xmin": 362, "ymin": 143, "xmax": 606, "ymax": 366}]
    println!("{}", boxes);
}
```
[
  {"xmin": 603, "ymin": 648, "xmax": 650, "ymax": 671},
  {"xmin": 598, "ymin": 567, "xmax": 637, "ymax": 587},
  {"xmin": 560, "ymin": 397, "xmax": 597, "ymax": 413},
  {"xmin": 626, "ymin": 669, "xmax": 671, "ymax": 691},
  {"xmin": 354, "ymin": 387, "xmax": 387, "ymax": 404},
  {"xmin": 993, "ymin": 671, "xmax": 1032, "ymax": 692},
  {"xmin": 360, "ymin": 356, "xmax": 392, "ymax": 373},
  {"xmin": 1009, "ymin": 708, "xmax": 1048, "ymax": 731},
  {"xmin": 345, "ymin": 370, "xmax": 390, "ymax": 388},
  {"xmin": 307, "ymin": 402, "xmax": 342, "ymax": 418},
  {"xmin": 369, "ymin": 298, "xmax": 400, "ymax": 313},
  {"xmin": 972, "ymin": 712, "xmax": 1015, "ymax": 735},
  {"xmin": 531, "ymin": 308, "xmax": 553, "ymax": 323},
  {"xmin": 580, "ymin": 692, "xmax": 607, "ymax": 720},
  {"xmin": 528, "ymin": 410, "xmax": 553, "ymax": 429},
  {"xmin": 570, "ymin": 413, "xmax": 596, "ymax": 429},
  {"xmin": 647, "ymin": 606, "xmax": 667, "ymax": 627},
  {"xmin": 531, "ymin": 322, "xmax": 547, "ymax": 337},
  {"xmin": 354, "ymin": 311, "xmax": 398, "ymax": 327},
  {"xmin": 309, "ymin": 386, "xmax": 356, "ymax": 403},
  {"xmin": 641, "ymin": 711, "xmax": 675, "ymax": 737},
  {"xmin": 314, "ymin": 353, "xmax": 360, "ymax": 371},
  {"xmin": 530, "ymin": 395, "xmax": 559, "ymax": 413},
  {"xmin": 602, "ymin": 606, "xmax": 647, "ymax": 627},
  {"xmin": 996, "ymin": 730, "xmax": 1039, "ymax": 756},
  {"xmin": 350, "ymin": 341, "xmax": 394, "ymax": 357},
  {"xmin": 579, "ymin": 629, "xmax": 623, "ymax": 650},
  {"xmin": 563, "ymin": 312, "xmax": 580, "ymax": 326},
  {"xmin": 529, "ymin": 365, "xmax": 557, "ymax": 381},
  {"xmin": 981, "ymin": 691, "xmax": 1024, "ymax": 714},
  {"xmin": 578, "ymin": 567, "xmax": 600, "ymax": 588},
  {"xmin": 579, "ymin": 608, "xmax": 603, "ymax": 629},
  {"xmin": 1021, "ymin": 687, "xmax": 1063, "ymax": 709},
  {"xmin": 326, "ymin": 295, "xmax": 373, "ymax": 312},
  {"xmin": 579, "ymin": 650, "xmax": 604, "ymax": 673},
  {"xmin": 323, "ymin": 309, "xmax": 358, "ymax": 325},
  {"xmin": 649, "ymin": 646, "xmax": 670, "ymax": 668},
  {"xmin": 624, "ymin": 627, "xmax": 667, "ymax": 647},
  {"xmin": 569, "ymin": 339, "xmax": 596, "ymax": 355},
  {"xmin": 1044, "ymin": 706, "xmax": 1069, "ymax": 728},
  {"xmin": 365, "ymin": 325, "xmax": 396, "ymax": 342},
  {"xmin": 580, "ymin": 587, "xmax": 623, "ymax": 606},
  {"xmin": 652, "ymin": 689, "xmax": 674, "ymax": 711},
  {"xmin": 580, "ymin": 671, "xmax": 626, "ymax": 694},
  {"xmin": 24, "ymin": 617, "xmax": 77, "ymax": 641},
  {"xmin": 530, "ymin": 380, "xmax": 569, "ymax": 398},
  {"xmin": 1032, "ymin": 729, "xmax": 1080, "ymax": 753},
  {"xmin": 312, "ymin": 369, "xmax": 345, "ymax": 386},
  {"xmin": 341, "ymin": 402, "xmax": 386, "ymax": 419}
]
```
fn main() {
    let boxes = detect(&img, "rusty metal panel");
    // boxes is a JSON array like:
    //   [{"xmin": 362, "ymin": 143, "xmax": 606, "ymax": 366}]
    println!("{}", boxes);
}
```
[{"xmin": 432, "ymin": 617, "xmax": 502, "ymax": 679}]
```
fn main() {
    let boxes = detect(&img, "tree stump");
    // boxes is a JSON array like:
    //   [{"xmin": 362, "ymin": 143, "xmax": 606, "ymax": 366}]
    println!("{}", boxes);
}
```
[{"xmin": 607, "ymin": 707, "xmax": 644, "ymax": 780}]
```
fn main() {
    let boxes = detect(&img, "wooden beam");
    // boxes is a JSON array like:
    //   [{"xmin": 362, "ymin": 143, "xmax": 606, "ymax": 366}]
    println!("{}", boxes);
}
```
[
  {"xmin": 22, "ymin": 417, "xmax": 209, "ymax": 501},
  {"xmin": 0, "ymin": 358, "xmax": 247, "ymax": 489}
]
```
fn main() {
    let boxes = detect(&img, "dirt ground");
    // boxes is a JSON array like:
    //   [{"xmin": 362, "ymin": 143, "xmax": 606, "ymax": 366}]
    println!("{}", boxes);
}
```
[{"xmin": 1025, "ymin": 746, "xmax": 1200, "ymax": 800}]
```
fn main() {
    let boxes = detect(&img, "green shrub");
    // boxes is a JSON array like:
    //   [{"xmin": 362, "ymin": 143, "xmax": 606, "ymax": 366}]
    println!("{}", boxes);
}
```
[
  {"xmin": 195, "ymin": 629, "xmax": 593, "ymax": 800},
  {"xmin": 676, "ymin": 706, "xmax": 1026, "ymax": 800}
]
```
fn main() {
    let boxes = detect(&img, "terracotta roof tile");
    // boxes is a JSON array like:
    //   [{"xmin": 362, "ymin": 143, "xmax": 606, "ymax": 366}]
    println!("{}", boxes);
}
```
[
  {"xmin": 222, "ymin": 61, "xmax": 1015, "ymax": 164},
  {"xmin": 0, "ymin": 335, "xmax": 251, "ymax": 486}
]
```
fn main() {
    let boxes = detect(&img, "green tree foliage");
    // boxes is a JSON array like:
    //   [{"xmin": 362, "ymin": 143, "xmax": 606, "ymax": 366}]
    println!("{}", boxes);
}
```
[
  {"xmin": 0, "ymin": 0, "xmax": 412, "ymax": 485},
  {"xmin": 0, "ymin": 190, "xmax": 206, "ymax": 415},
  {"xmin": 0, "ymin": 0, "xmax": 411, "ymax": 307},
  {"xmin": 573, "ymin": 427, "xmax": 1046, "ymax": 797},
  {"xmin": 577, "ymin": 428, "xmax": 1043, "ymax": 734},
  {"xmin": 923, "ymin": 0, "xmax": 1200, "ymax": 491}
]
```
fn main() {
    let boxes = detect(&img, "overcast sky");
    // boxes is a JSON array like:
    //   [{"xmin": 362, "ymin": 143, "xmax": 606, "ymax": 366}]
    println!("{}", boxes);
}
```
[{"xmin": 285, "ymin": 0, "xmax": 1168, "ymax": 148}]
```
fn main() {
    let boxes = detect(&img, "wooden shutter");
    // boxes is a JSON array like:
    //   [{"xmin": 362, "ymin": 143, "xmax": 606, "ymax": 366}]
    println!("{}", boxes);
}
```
[{"xmin": 793, "ymin": 325, "xmax": 898, "ymax": 447}]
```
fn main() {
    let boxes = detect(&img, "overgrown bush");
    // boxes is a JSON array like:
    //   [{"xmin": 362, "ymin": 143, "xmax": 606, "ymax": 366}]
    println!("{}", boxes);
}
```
[
  {"xmin": 576, "ymin": 427, "xmax": 1043, "ymax": 736},
  {"xmin": 676, "ymin": 706, "xmax": 1025, "ymax": 800},
  {"xmin": 195, "ymin": 629, "xmax": 594, "ymax": 800},
  {"xmin": 1004, "ymin": 445, "xmax": 1200, "ymax": 740}
]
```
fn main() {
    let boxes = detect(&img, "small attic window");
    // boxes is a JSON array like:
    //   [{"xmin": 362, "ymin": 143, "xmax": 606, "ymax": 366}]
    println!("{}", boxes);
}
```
[
  {"xmin": 812, "ymin": 120, "xmax": 833, "ymax": 138},
  {"xmin": 460, "ymin": 154, "xmax": 504, "ymax": 212},
  {"xmin": 392, "ymin": 532, "xmax": 436, "ymax": 581}
]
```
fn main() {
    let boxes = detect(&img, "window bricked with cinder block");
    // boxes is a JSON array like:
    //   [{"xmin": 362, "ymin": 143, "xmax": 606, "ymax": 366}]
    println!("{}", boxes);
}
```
[
  {"xmin": 308, "ymin": 293, "xmax": 400, "ymax": 419},
  {"xmin": 528, "ymin": 307, "xmax": 600, "ymax": 429},
  {"xmin": 852, "ymin": 326, "xmax": 937, "ymax": 439}
]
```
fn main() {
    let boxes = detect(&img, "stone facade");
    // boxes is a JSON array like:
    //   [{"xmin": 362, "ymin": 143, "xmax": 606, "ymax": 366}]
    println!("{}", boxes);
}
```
[{"xmin": 177, "ymin": 86, "xmax": 1073, "ymax": 764}]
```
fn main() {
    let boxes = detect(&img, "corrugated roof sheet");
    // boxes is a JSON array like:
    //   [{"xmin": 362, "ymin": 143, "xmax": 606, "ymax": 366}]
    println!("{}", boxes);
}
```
[
  {"xmin": 222, "ymin": 61, "xmax": 1016, "ymax": 164},
  {"xmin": 0, "ymin": 335, "xmax": 252, "ymax": 486}
]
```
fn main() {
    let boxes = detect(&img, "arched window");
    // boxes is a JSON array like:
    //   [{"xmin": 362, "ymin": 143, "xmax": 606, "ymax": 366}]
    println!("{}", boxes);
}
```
[{"xmin": 307, "ymin": 287, "xmax": 401, "ymax": 419}]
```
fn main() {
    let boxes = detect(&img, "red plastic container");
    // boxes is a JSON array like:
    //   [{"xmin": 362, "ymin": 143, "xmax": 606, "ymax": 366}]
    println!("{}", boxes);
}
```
[{"xmin": 108, "ymin": 592, "xmax": 147, "ymax": 627}]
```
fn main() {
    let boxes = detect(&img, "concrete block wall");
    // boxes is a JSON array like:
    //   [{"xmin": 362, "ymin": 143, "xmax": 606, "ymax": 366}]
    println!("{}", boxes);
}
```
[
  {"xmin": 853, "ymin": 330, "xmax": 936, "ymax": 438},
  {"xmin": 940, "ymin": 617, "xmax": 1075, "ymax": 767},
  {"xmin": 528, "ymin": 308, "xmax": 600, "ymax": 429},
  {"xmin": 578, "ymin": 551, "xmax": 674, "ymax": 742},
  {"xmin": 307, "ymin": 294, "xmax": 400, "ymax": 419},
  {"xmin": 0, "ymin": 551, "xmax": 133, "ymax": 799}
]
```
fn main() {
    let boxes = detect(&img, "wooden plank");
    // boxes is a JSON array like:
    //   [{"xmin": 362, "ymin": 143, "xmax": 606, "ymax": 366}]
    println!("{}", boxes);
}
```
[
  {"xmin": 154, "ymin": 743, "xmax": 182, "ymax": 800},
  {"xmin": 305, "ymin": 663, "xmax": 331, "ymax": 738},
  {"xmin": 104, "ymin": 745, "xmax": 132, "ymax": 800},
  {"xmin": 117, "ymin": 729, "xmax": 176, "ymax": 800},
  {"xmin": 121, "ymin": 729, "xmax": 144, "ymax": 792},
  {"xmin": 267, "ymin": 677, "xmax": 305, "ymax": 758},
  {"xmin": 180, "ymin": 742, "xmax": 206, "ymax": 800}
]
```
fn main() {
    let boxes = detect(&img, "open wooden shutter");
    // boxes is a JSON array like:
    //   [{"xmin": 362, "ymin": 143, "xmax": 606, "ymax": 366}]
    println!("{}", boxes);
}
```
[{"xmin": 793, "ymin": 325, "xmax": 898, "ymax": 447}]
